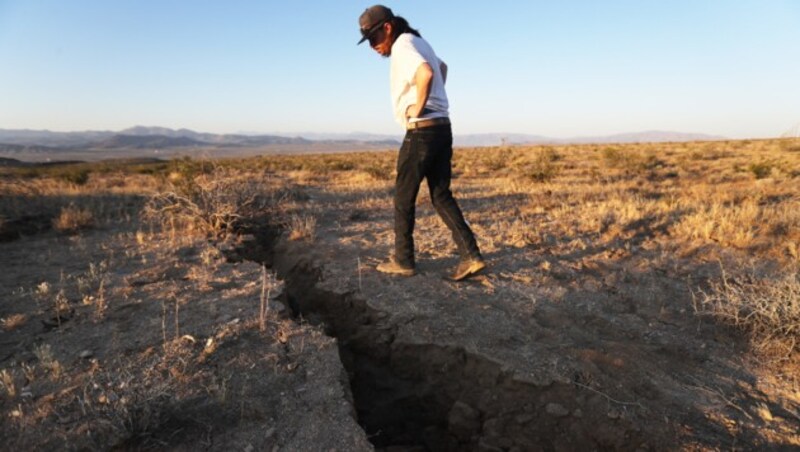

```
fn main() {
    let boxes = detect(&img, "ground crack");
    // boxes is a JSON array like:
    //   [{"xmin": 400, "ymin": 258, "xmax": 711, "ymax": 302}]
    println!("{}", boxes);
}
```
[{"xmin": 234, "ymin": 225, "xmax": 651, "ymax": 451}]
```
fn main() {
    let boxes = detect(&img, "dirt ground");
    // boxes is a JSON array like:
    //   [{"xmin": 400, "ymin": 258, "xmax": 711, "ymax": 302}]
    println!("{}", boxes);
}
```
[
  {"xmin": 241, "ymin": 172, "xmax": 799, "ymax": 451},
  {"xmin": 0, "ymin": 223, "xmax": 372, "ymax": 450},
  {"xmin": 1, "ymin": 140, "xmax": 799, "ymax": 450}
]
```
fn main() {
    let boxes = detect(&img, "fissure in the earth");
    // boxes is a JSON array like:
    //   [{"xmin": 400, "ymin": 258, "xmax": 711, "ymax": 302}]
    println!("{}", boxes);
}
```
[{"xmin": 234, "ymin": 226, "xmax": 646, "ymax": 451}]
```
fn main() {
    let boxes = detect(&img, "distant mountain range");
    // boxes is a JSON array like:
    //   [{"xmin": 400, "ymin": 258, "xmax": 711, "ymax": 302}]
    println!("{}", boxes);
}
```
[
  {"xmin": 264, "ymin": 130, "xmax": 727, "ymax": 146},
  {"xmin": 0, "ymin": 126, "xmax": 726, "ymax": 152}
]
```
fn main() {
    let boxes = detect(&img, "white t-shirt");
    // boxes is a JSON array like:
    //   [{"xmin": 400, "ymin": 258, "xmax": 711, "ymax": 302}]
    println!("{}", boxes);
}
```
[{"xmin": 390, "ymin": 33, "xmax": 449, "ymax": 127}]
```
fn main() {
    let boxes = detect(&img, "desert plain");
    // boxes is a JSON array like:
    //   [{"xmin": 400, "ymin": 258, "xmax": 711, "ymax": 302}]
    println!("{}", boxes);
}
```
[{"xmin": 1, "ymin": 138, "xmax": 799, "ymax": 450}]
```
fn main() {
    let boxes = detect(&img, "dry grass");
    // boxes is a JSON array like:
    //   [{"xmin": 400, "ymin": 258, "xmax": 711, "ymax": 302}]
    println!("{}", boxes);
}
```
[
  {"xmin": 280, "ymin": 139, "xmax": 798, "ymax": 358},
  {"xmin": 143, "ymin": 165, "xmax": 276, "ymax": 238},
  {"xmin": 1, "ymin": 141, "xmax": 799, "ymax": 448},
  {"xmin": 0, "ymin": 369, "xmax": 15, "ymax": 397},
  {"xmin": 287, "ymin": 213, "xmax": 317, "ymax": 242},
  {"xmin": 1, "ymin": 314, "xmax": 27, "ymax": 331},
  {"xmin": 693, "ymin": 268, "xmax": 800, "ymax": 358},
  {"xmin": 52, "ymin": 204, "xmax": 94, "ymax": 232}
]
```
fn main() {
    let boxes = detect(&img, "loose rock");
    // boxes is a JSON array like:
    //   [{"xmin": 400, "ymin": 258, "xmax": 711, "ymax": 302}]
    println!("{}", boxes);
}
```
[{"xmin": 545, "ymin": 403, "xmax": 570, "ymax": 417}]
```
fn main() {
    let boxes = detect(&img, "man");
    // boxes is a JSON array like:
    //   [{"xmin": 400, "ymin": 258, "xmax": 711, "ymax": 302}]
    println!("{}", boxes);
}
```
[{"xmin": 358, "ymin": 5, "xmax": 486, "ymax": 281}]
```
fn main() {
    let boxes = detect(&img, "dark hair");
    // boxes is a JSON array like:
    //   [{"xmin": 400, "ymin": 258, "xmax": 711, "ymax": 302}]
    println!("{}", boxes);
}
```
[{"xmin": 389, "ymin": 16, "xmax": 421, "ymax": 41}]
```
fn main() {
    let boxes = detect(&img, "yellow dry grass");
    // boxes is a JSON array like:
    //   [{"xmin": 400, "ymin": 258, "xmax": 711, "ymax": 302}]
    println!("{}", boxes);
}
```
[{"xmin": 1, "ymin": 138, "xmax": 798, "ymax": 352}]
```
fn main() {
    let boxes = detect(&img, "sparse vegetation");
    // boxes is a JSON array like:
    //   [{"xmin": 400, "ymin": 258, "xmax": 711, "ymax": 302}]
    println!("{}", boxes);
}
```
[
  {"xmin": 524, "ymin": 148, "xmax": 561, "ymax": 182},
  {"xmin": 144, "ymin": 164, "xmax": 275, "ymax": 238},
  {"xmin": 780, "ymin": 138, "xmax": 800, "ymax": 152},
  {"xmin": 748, "ymin": 160, "xmax": 775, "ymax": 179},
  {"xmin": 2, "ymin": 138, "xmax": 800, "ymax": 449},
  {"xmin": 1, "ymin": 314, "xmax": 26, "ymax": 331},
  {"xmin": 287, "ymin": 213, "xmax": 317, "ymax": 241},
  {"xmin": 52, "ymin": 204, "xmax": 94, "ymax": 232},
  {"xmin": 0, "ymin": 369, "xmax": 16, "ymax": 397},
  {"xmin": 693, "ymin": 268, "xmax": 800, "ymax": 358}
]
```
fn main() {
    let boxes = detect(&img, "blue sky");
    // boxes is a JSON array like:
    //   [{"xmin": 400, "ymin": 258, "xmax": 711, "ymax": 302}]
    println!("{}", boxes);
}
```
[{"xmin": 1, "ymin": 1, "xmax": 798, "ymax": 138}]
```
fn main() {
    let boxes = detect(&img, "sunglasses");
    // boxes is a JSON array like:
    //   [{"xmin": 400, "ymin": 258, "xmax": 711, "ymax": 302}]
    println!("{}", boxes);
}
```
[{"xmin": 361, "ymin": 19, "xmax": 388, "ymax": 45}]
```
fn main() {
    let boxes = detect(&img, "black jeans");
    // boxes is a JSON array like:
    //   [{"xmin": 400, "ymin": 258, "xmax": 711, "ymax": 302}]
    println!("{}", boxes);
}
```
[{"xmin": 394, "ymin": 123, "xmax": 481, "ymax": 267}]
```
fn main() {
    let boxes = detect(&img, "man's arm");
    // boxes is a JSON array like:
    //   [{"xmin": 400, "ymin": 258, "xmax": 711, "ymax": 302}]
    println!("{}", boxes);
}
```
[{"xmin": 406, "ymin": 62, "xmax": 434, "ymax": 119}]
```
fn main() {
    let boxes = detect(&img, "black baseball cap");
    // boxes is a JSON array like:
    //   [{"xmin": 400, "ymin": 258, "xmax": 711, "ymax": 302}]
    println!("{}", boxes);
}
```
[{"xmin": 358, "ymin": 5, "xmax": 394, "ymax": 45}]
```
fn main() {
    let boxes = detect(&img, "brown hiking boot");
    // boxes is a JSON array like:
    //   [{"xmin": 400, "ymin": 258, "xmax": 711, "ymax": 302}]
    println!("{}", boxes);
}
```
[
  {"xmin": 449, "ymin": 257, "xmax": 487, "ymax": 281},
  {"xmin": 376, "ymin": 258, "xmax": 416, "ymax": 277}
]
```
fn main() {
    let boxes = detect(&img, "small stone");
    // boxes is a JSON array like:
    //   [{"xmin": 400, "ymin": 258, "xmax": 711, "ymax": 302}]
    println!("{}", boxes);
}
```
[
  {"xmin": 545, "ymin": 403, "xmax": 570, "ymax": 417},
  {"xmin": 244, "ymin": 444, "xmax": 254, "ymax": 452},
  {"xmin": 477, "ymin": 439, "xmax": 504, "ymax": 452},
  {"xmin": 482, "ymin": 418, "xmax": 503, "ymax": 438},
  {"xmin": 448, "ymin": 401, "xmax": 480, "ymax": 441},
  {"xmin": 572, "ymin": 408, "xmax": 584, "ymax": 418},
  {"xmin": 515, "ymin": 414, "xmax": 534, "ymax": 424},
  {"xmin": 79, "ymin": 350, "xmax": 93, "ymax": 359},
  {"xmin": 607, "ymin": 409, "xmax": 621, "ymax": 419}
]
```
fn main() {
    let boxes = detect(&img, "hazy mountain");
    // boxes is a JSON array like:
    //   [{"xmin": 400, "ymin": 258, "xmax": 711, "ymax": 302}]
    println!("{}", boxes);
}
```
[
  {"xmin": 0, "ymin": 127, "xmax": 316, "ymax": 149},
  {"xmin": 0, "ymin": 143, "xmax": 70, "ymax": 154},
  {"xmin": 94, "ymin": 135, "xmax": 208, "ymax": 149},
  {"xmin": 0, "ymin": 129, "xmax": 114, "ymax": 147},
  {"xmin": 0, "ymin": 127, "xmax": 727, "ymax": 151},
  {"xmin": 290, "ymin": 130, "xmax": 725, "ymax": 147},
  {"xmin": 121, "ymin": 126, "xmax": 204, "ymax": 138},
  {"xmin": 284, "ymin": 131, "xmax": 403, "ymax": 142},
  {"xmin": 0, "ymin": 157, "xmax": 27, "ymax": 167}
]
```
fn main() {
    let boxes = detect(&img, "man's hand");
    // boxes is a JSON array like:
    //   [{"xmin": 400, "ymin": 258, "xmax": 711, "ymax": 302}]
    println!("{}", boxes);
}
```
[
  {"xmin": 405, "ymin": 103, "xmax": 422, "ymax": 119},
  {"xmin": 407, "ymin": 62, "xmax": 434, "ymax": 120}
]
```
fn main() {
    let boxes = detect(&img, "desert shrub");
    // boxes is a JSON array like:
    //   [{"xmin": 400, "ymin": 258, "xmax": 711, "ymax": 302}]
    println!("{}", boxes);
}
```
[
  {"xmin": 287, "ymin": 214, "xmax": 316, "ymax": 242},
  {"xmin": 482, "ymin": 147, "xmax": 513, "ymax": 172},
  {"xmin": 747, "ymin": 161, "xmax": 774, "ymax": 179},
  {"xmin": 360, "ymin": 162, "xmax": 393, "ymax": 181},
  {"xmin": 325, "ymin": 159, "xmax": 356, "ymax": 172},
  {"xmin": 539, "ymin": 146, "xmax": 561, "ymax": 162},
  {"xmin": 164, "ymin": 157, "xmax": 214, "ymax": 197},
  {"xmin": 693, "ymin": 268, "xmax": 800, "ymax": 357},
  {"xmin": 144, "ymin": 167, "xmax": 273, "ymax": 238},
  {"xmin": 15, "ymin": 165, "xmax": 90, "ymax": 185},
  {"xmin": 523, "ymin": 150, "xmax": 561, "ymax": 183},
  {"xmin": 58, "ymin": 168, "xmax": 90, "ymax": 185},
  {"xmin": 601, "ymin": 146, "xmax": 663, "ymax": 172},
  {"xmin": 780, "ymin": 138, "xmax": 800, "ymax": 152},
  {"xmin": 53, "ymin": 204, "xmax": 94, "ymax": 232},
  {"xmin": 16, "ymin": 167, "xmax": 44, "ymax": 179},
  {"xmin": 132, "ymin": 162, "xmax": 170, "ymax": 175},
  {"xmin": 601, "ymin": 147, "xmax": 625, "ymax": 166}
]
